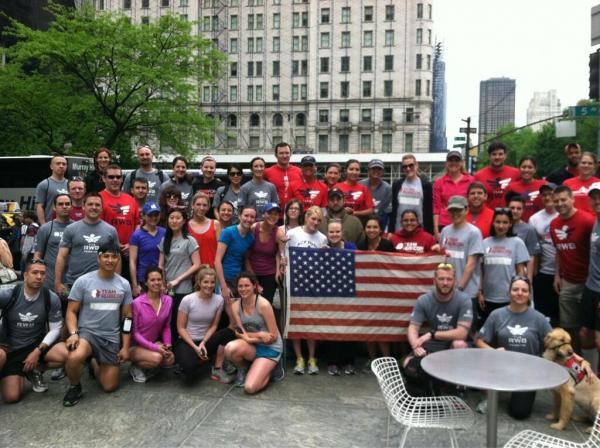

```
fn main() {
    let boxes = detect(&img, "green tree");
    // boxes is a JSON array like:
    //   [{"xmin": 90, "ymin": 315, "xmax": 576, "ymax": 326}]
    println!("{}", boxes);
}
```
[{"xmin": 0, "ymin": 3, "xmax": 225, "ymax": 165}]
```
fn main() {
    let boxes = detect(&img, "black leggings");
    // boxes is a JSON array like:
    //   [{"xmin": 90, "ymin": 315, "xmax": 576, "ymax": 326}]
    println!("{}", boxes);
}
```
[
  {"xmin": 508, "ymin": 391, "xmax": 536, "ymax": 420},
  {"xmin": 256, "ymin": 274, "xmax": 278, "ymax": 303},
  {"xmin": 174, "ymin": 328, "xmax": 236, "ymax": 376},
  {"xmin": 170, "ymin": 293, "xmax": 189, "ymax": 344}
]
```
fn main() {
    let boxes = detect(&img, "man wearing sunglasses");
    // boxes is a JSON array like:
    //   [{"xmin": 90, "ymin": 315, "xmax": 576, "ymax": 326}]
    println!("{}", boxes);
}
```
[{"xmin": 359, "ymin": 159, "xmax": 392, "ymax": 229}]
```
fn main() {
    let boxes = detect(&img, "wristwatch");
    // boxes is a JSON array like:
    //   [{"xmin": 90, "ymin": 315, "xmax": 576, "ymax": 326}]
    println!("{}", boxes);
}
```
[
  {"xmin": 69, "ymin": 330, "xmax": 79, "ymax": 336},
  {"xmin": 457, "ymin": 286, "xmax": 465, "ymax": 292}
]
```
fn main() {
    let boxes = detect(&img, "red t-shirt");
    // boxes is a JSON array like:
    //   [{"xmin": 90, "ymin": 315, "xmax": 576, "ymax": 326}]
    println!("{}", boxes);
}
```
[
  {"xmin": 99, "ymin": 190, "xmax": 140, "ymax": 245},
  {"xmin": 505, "ymin": 179, "xmax": 547, "ymax": 222},
  {"xmin": 389, "ymin": 227, "xmax": 437, "ymax": 254},
  {"xmin": 474, "ymin": 165, "xmax": 521, "ymax": 209},
  {"xmin": 333, "ymin": 182, "xmax": 374, "ymax": 212},
  {"xmin": 466, "ymin": 206, "xmax": 494, "ymax": 239},
  {"xmin": 293, "ymin": 178, "xmax": 328, "ymax": 211},
  {"xmin": 70, "ymin": 206, "xmax": 85, "ymax": 221},
  {"xmin": 263, "ymin": 164, "xmax": 302, "ymax": 208},
  {"xmin": 563, "ymin": 177, "xmax": 600, "ymax": 216},
  {"xmin": 549, "ymin": 210, "xmax": 595, "ymax": 283}
]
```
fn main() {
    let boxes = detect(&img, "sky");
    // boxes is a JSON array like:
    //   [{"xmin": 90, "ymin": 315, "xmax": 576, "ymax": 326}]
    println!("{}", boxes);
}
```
[{"xmin": 434, "ymin": 0, "xmax": 595, "ymax": 146}]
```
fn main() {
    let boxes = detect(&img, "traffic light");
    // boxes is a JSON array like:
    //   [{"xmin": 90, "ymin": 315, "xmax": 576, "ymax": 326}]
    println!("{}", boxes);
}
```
[{"xmin": 590, "ymin": 50, "xmax": 600, "ymax": 101}]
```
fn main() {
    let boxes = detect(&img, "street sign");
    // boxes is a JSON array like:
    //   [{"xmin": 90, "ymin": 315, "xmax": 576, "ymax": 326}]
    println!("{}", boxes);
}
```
[
  {"xmin": 453, "ymin": 144, "xmax": 465, "ymax": 148},
  {"xmin": 570, "ymin": 106, "xmax": 600, "ymax": 117},
  {"xmin": 454, "ymin": 136, "xmax": 466, "ymax": 141},
  {"xmin": 459, "ymin": 127, "xmax": 477, "ymax": 133}
]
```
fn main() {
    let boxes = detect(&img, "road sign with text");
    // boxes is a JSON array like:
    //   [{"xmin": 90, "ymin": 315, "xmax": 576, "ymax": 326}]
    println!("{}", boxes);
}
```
[
  {"xmin": 459, "ymin": 127, "xmax": 477, "ymax": 133},
  {"xmin": 570, "ymin": 106, "xmax": 599, "ymax": 117}
]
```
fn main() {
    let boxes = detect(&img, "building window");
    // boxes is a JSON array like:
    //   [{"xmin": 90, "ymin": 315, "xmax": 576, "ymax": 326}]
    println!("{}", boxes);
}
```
[
  {"xmin": 319, "ymin": 110, "xmax": 329, "ymax": 123},
  {"xmin": 293, "ymin": 12, "xmax": 300, "ymax": 28},
  {"xmin": 340, "ymin": 56, "xmax": 350, "ymax": 72},
  {"xmin": 339, "ymin": 109, "xmax": 349, "ymax": 122},
  {"xmin": 416, "ymin": 28, "xmax": 423, "ymax": 44},
  {"xmin": 247, "ymin": 85, "xmax": 254, "ymax": 102},
  {"xmin": 384, "ymin": 80, "xmax": 393, "ymax": 97},
  {"xmin": 292, "ymin": 60, "xmax": 299, "ymax": 76},
  {"xmin": 230, "ymin": 15, "xmax": 238, "ymax": 30},
  {"xmin": 362, "ymin": 81, "xmax": 372, "ymax": 98},
  {"xmin": 295, "ymin": 135, "xmax": 306, "ymax": 148},
  {"xmin": 382, "ymin": 134, "xmax": 392, "ymax": 152},
  {"xmin": 320, "ymin": 57, "xmax": 329, "ymax": 73},
  {"xmin": 203, "ymin": 16, "xmax": 211, "ymax": 31},
  {"xmin": 228, "ymin": 114, "xmax": 237, "ymax": 127},
  {"xmin": 361, "ymin": 109, "xmax": 372, "ymax": 122},
  {"xmin": 428, "ymin": 29, "xmax": 432, "ymax": 45},
  {"xmin": 417, "ymin": 3, "xmax": 423, "ymax": 18},
  {"xmin": 161, "ymin": 0, "xmax": 170, "ymax": 6},
  {"xmin": 247, "ymin": 38, "xmax": 254, "ymax": 53},
  {"xmin": 256, "ymin": 37, "xmax": 263, "ymax": 52},
  {"xmin": 385, "ymin": 30, "xmax": 394, "ymax": 46},
  {"xmin": 141, "ymin": 16, "xmax": 150, "ymax": 25},
  {"xmin": 341, "ymin": 32, "xmax": 350, "ymax": 48},
  {"xmin": 321, "ymin": 8, "xmax": 330, "ymax": 24},
  {"xmin": 405, "ymin": 133, "xmax": 414, "ymax": 152},
  {"xmin": 339, "ymin": 134, "xmax": 349, "ymax": 153},
  {"xmin": 229, "ymin": 86, "xmax": 238, "ymax": 101},
  {"xmin": 295, "ymin": 113, "xmax": 306, "ymax": 126},
  {"xmin": 301, "ymin": 84, "xmax": 307, "ymax": 99},
  {"xmin": 230, "ymin": 62, "xmax": 238, "ymax": 77},
  {"xmin": 427, "ymin": 54, "xmax": 431, "ymax": 70},
  {"xmin": 318, "ymin": 135, "xmax": 329, "ymax": 152},
  {"xmin": 256, "ymin": 14, "xmax": 263, "ymax": 29},
  {"xmin": 249, "ymin": 136, "xmax": 260, "ymax": 149},
  {"xmin": 363, "ymin": 31, "xmax": 373, "ymax": 47},
  {"xmin": 272, "ymin": 60, "xmax": 280, "ymax": 76},
  {"xmin": 320, "ymin": 32, "xmax": 330, "ymax": 49},
  {"xmin": 383, "ymin": 108, "xmax": 393, "ymax": 122},
  {"xmin": 341, "ymin": 7, "xmax": 351, "ymax": 24},
  {"xmin": 203, "ymin": 86, "xmax": 211, "ymax": 102},
  {"xmin": 248, "ymin": 14, "xmax": 255, "ymax": 29},
  {"xmin": 230, "ymin": 38, "xmax": 238, "ymax": 53},
  {"xmin": 416, "ymin": 54, "xmax": 422, "ymax": 69},
  {"xmin": 363, "ymin": 55, "xmax": 372, "ymax": 72},
  {"xmin": 250, "ymin": 113, "xmax": 260, "ymax": 127},
  {"xmin": 363, "ymin": 6, "xmax": 373, "ymax": 22},
  {"xmin": 142, "ymin": 0, "xmax": 149, "ymax": 7},
  {"xmin": 180, "ymin": 14, "xmax": 188, "ymax": 21},
  {"xmin": 292, "ymin": 84, "xmax": 299, "ymax": 100},
  {"xmin": 406, "ymin": 108, "xmax": 414, "ymax": 123},
  {"xmin": 340, "ymin": 81, "xmax": 349, "ymax": 98},
  {"xmin": 361, "ymin": 134, "xmax": 372, "ymax": 151},
  {"xmin": 272, "ymin": 84, "xmax": 280, "ymax": 100},
  {"xmin": 247, "ymin": 61, "xmax": 254, "ymax": 77},
  {"xmin": 255, "ymin": 85, "xmax": 263, "ymax": 101},
  {"xmin": 415, "ymin": 79, "xmax": 422, "ymax": 96},
  {"xmin": 385, "ymin": 5, "xmax": 395, "ymax": 21},
  {"xmin": 426, "ymin": 80, "xmax": 431, "ymax": 96},
  {"xmin": 273, "ymin": 13, "xmax": 280, "ymax": 29},
  {"xmin": 428, "ymin": 4, "xmax": 433, "ymax": 19},
  {"xmin": 123, "ymin": 0, "xmax": 131, "ymax": 9},
  {"xmin": 384, "ymin": 55, "xmax": 394, "ymax": 71},
  {"xmin": 293, "ymin": 12, "xmax": 308, "ymax": 28},
  {"xmin": 256, "ymin": 61, "xmax": 263, "ymax": 76},
  {"xmin": 320, "ymin": 82, "xmax": 329, "ymax": 99},
  {"xmin": 180, "ymin": 0, "xmax": 188, "ymax": 5},
  {"xmin": 272, "ymin": 36, "xmax": 280, "ymax": 52},
  {"xmin": 231, "ymin": 0, "xmax": 239, "ymax": 5},
  {"xmin": 273, "ymin": 113, "xmax": 283, "ymax": 127},
  {"xmin": 227, "ymin": 136, "xmax": 238, "ymax": 149}
]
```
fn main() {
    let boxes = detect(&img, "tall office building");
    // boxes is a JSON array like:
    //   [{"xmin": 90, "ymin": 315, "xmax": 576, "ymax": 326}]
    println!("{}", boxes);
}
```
[
  {"xmin": 478, "ymin": 77, "xmax": 515, "ymax": 145},
  {"xmin": 96, "ymin": 0, "xmax": 435, "ymax": 154},
  {"xmin": 430, "ymin": 42, "xmax": 446, "ymax": 152},
  {"xmin": 526, "ymin": 90, "xmax": 561, "ymax": 132}
]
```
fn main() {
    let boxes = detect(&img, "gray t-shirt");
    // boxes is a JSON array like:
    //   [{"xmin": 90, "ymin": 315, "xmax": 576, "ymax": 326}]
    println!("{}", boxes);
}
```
[
  {"xmin": 410, "ymin": 289, "xmax": 473, "ymax": 352},
  {"xmin": 123, "ymin": 169, "xmax": 163, "ymax": 204},
  {"xmin": 178, "ymin": 293, "xmax": 224, "ymax": 340},
  {"xmin": 359, "ymin": 179, "xmax": 392, "ymax": 217},
  {"xmin": 482, "ymin": 236, "xmax": 530, "ymax": 303},
  {"xmin": 586, "ymin": 219, "xmax": 600, "ymax": 292},
  {"xmin": 70, "ymin": 271, "xmax": 133, "ymax": 343},
  {"xmin": 0, "ymin": 286, "xmax": 62, "ymax": 350},
  {"xmin": 35, "ymin": 177, "xmax": 69, "ymax": 222},
  {"xmin": 513, "ymin": 222, "xmax": 541, "ymax": 256},
  {"xmin": 161, "ymin": 178, "xmax": 194, "ymax": 210},
  {"xmin": 441, "ymin": 223, "xmax": 484, "ymax": 298},
  {"xmin": 239, "ymin": 180, "xmax": 278, "ymax": 220},
  {"xmin": 213, "ymin": 185, "xmax": 241, "ymax": 224},
  {"xmin": 34, "ymin": 220, "xmax": 72, "ymax": 290},
  {"xmin": 158, "ymin": 235, "xmax": 198, "ymax": 294},
  {"xmin": 529, "ymin": 210, "xmax": 558, "ymax": 275},
  {"xmin": 60, "ymin": 220, "xmax": 120, "ymax": 284},
  {"xmin": 396, "ymin": 177, "xmax": 424, "ymax": 227},
  {"xmin": 479, "ymin": 306, "xmax": 552, "ymax": 355}
]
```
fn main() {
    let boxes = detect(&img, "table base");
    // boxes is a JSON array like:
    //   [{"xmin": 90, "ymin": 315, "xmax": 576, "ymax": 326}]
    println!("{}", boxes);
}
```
[{"xmin": 487, "ymin": 389, "xmax": 499, "ymax": 448}]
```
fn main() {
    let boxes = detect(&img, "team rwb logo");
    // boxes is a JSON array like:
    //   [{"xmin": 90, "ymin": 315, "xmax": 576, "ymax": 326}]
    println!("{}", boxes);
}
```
[
  {"xmin": 83, "ymin": 233, "xmax": 102, "ymax": 252},
  {"xmin": 148, "ymin": 181, "xmax": 157, "ymax": 190},
  {"xmin": 350, "ymin": 191, "xmax": 363, "ymax": 200},
  {"xmin": 507, "ymin": 325, "xmax": 528, "ymax": 336},
  {"xmin": 554, "ymin": 225, "xmax": 571, "ymax": 241},
  {"xmin": 83, "ymin": 234, "xmax": 102, "ymax": 244},
  {"xmin": 181, "ymin": 192, "xmax": 190, "ymax": 200},
  {"xmin": 108, "ymin": 204, "xmax": 130, "ymax": 216},
  {"xmin": 498, "ymin": 178, "xmax": 511, "ymax": 190},
  {"xmin": 57, "ymin": 188, "xmax": 69, "ymax": 195},
  {"xmin": 19, "ymin": 312, "xmax": 38, "ymax": 323},
  {"xmin": 309, "ymin": 190, "xmax": 319, "ymax": 199},
  {"xmin": 254, "ymin": 191, "xmax": 269, "ymax": 199},
  {"xmin": 436, "ymin": 313, "xmax": 453, "ymax": 324}
]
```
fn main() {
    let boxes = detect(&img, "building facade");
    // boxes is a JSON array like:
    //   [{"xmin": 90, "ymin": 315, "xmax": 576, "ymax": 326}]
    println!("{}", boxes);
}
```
[
  {"xmin": 97, "ymin": 0, "xmax": 435, "ymax": 154},
  {"xmin": 478, "ymin": 77, "xmax": 515, "ymax": 144},
  {"xmin": 526, "ymin": 89, "xmax": 561, "ymax": 132},
  {"xmin": 430, "ymin": 42, "xmax": 446, "ymax": 152}
]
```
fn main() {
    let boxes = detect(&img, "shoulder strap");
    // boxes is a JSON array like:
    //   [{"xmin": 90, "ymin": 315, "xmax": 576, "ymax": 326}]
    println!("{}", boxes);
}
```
[
  {"xmin": 157, "ymin": 169, "xmax": 165, "ymax": 183},
  {"xmin": 219, "ymin": 184, "xmax": 231, "ymax": 202},
  {"xmin": 40, "ymin": 220, "xmax": 54, "ymax": 259},
  {"xmin": 129, "ymin": 169, "xmax": 138, "ymax": 185},
  {"xmin": 0, "ymin": 284, "xmax": 23, "ymax": 340}
]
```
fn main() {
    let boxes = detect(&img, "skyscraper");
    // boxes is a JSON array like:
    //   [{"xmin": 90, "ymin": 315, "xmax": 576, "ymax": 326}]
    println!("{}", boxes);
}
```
[
  {"xmin": 430, "ymin": 42, "xmax": 447, "ymax": 152},
  {"xmin": 478, "ymin": 77, "xmax": 515, "ymax": 145},
  {"xmin": 526, "ymin": 90, "xmax": 561, "ymax": 132}
]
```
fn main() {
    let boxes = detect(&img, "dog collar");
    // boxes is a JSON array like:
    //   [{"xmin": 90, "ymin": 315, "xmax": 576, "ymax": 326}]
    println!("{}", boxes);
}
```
[{"xmin": 564, "ymin": 357, "xmax": 586, "ymax": 384}]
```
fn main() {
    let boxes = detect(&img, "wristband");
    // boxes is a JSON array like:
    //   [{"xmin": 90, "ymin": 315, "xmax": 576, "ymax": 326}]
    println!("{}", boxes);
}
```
[
  {"xmin": 69, "ymin": 330, "xmax": 79, "ymax": 336},
  {"xmin": 430, "ymin": 330, "xmax": 436, "ymax": 340}
]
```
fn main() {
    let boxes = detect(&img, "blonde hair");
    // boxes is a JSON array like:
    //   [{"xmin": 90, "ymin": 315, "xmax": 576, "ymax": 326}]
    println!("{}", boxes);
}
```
[
  {"xmin": 401, "ymin": 153, "xmax": 422, "ymax": 176},
  {"xmin": 192, "ymin": 191, "xmax": 211, "ymax": 206},
  {"xmin": 305, "ymin": 205, "xmax": 324, "ymax": 221},
  {"xmin": 194, "ymin": 265, "xmax": 217, "ymax": 291}
]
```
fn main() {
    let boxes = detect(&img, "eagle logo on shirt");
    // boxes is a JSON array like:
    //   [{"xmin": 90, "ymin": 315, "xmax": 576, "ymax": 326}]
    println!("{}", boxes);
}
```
[
  {"xmin": 108, "ymin": 204, "xmax": 130, "ymax": 216},
  {"xmin": 488, "ymin": 178, "xmax": 511, "ymax": 190},
  {"xmin": 19, "ymin": 312, "xmax": 38, "ymax": 323},
  {"xmin": 181, "ymin": 192, "xmax": 190, "ymax": 200},
  {"xmin": 507, "ymin": 325, "xmax": 528, "ymax": 336},
  {"xmin": 574, "ymin": 186, "xmax": 589, "ymax": 196},
  {"xmin": 56, "ymin": 188, "xmax": 69, "ymax": 195},
  {"xmin": 83, "ymin": 234, "xmax": 102, "ymax": 243},
  {"xmin": 350, "ymin": 191, "xmax": 363, "ymax": 200},
  {"xmin": 528, "ymin": 191, "xmax": 540, "ymax": 200},
  {"xmin": 592, "ymin": 232, "xmax": 599, "ymax": 243},
  {"xmin": 148, "ymin": 181, "xmax": 157, "ymax": 190},
  {"xmin": 254, "ymin": 191, "xmax": 269, "ymax": 199},
  {"xmin": 436, "ymin": 313, "xmax": 453, "ymax": 323},
  {"xmin": 554, "ymin": 225, "xmax": 571, "ymax": 241}
]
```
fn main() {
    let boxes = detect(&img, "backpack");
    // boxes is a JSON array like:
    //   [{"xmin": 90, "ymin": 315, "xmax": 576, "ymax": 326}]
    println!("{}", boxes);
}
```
[{"xmin": 0, "ymin": 285, "xmax": 52, "ymax": 344}]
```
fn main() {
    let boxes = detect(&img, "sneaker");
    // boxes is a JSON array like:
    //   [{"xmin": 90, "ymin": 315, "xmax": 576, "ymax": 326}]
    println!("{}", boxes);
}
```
[
  {"xmin": 343, "ymin": 364, "xmax": 356, "ymax": 375},
  {"xmin": 476, "ymin": 399, "xmax": 488, "ymax": 414},
  {"xmin": 234, "ymin": 368, "xmax": 247, "ymax": 387},
  {"xmin": 27, "ymin": 370, "xmax": 48, "ymax": 393},
  {"xmin": 51, "ymin": 368, "xmax": 66, "ymax": 381},
  {"xmin": 362, "ymin": 360, "xmax": 373, "ymax": 374},
  {"xmin": 294, "ymin": 357, "xmax": 306, "ymax": 375},
  {"xmin": 307, "ymin": 358, "xmax": 319, "ymax": 375},
  {"xmin": 327, "ymin": 364, "xmax": 340, "ymax": 376},
  {"xmin": 271, "ymin": 360, "xmax": 285, "ymax": 382},
  {"xmin": 211, "ymin": 367, "xmax": 235, "ymax": 384},
  {"xmin": 63, "ymin": 384, "xmax": 83, "ymax": 407},
  {"xmin": 223, "ymin": 360, "xmax": 237, "ymax": 375},
  {"xmin": 129, "ymin": 365, "xmax": 148, "ymax": 383}
]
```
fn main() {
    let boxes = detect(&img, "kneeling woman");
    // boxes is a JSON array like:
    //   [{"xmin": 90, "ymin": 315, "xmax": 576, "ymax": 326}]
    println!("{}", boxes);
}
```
[
  {"xmin": 175, "ymin": 266, "xmax": 237, "ymax": 382},
  {"xmin": 475, "ymin": 276, "xmax": 552, "ymax": 420},
  {"xmin": 129, "ymin": 267, "xmax": 174, "ymax": 383},
  {"xmin": 225, "ymin": 272, "xmax": 283, "ymax": 394}
]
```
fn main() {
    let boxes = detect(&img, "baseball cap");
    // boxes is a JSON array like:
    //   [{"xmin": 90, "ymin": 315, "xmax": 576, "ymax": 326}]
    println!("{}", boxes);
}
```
[
  {"xmin": 328, "ymin": 188, "xmax": 345, "ymax": 199},
  {"xmin": 588, "ymin": 182, "xmax": 600, "ymax": 196},
  {"xmin": 262, "ymin": 202, "xmax": 281, "ymax": 213},
  {"xmin": 446, "ymin": 150, "xmax": 463, "ymax": 161},
  {"xmin": 447, "ymin": 195, "xmax": 468, "ymax": 210},
  {"xmin": 142, "ymin": 201, "xmax": 161, "ymax": 215},
  {"xmin": 539, "ymin": 183, "xmax": 557, "ymax": 194},
  {"xmin": 300, "ymin": 155, "xmax": 317, "ymax": 166},
  {"xmin": 368, "ymin": 159, "xmax": 384, "ymax": 170}
]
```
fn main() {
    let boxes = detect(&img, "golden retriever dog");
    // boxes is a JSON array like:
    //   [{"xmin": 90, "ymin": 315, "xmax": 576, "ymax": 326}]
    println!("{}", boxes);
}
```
[{"xmin": 543, "ymin": 328, "xmax": 600, "ymax": 432}]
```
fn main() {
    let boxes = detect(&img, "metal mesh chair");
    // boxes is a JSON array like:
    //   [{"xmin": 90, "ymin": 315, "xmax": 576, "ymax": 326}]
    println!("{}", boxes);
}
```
[
  {"xmin": 371, "ymin": 357, "xmax": 474, "ymax": 448},
  {"xmin": 503, "ymin": 410, "xmax": 600, "ymax": 448}
]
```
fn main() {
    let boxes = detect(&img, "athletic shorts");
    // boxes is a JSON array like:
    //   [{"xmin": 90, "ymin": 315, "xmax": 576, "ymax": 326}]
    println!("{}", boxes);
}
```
[
  {"xmin": 79, "ymin": 330, "xmax": 120, "ymax": 366},
  {"xmin": 581, "ymin": 286, "xmax": 600, "ymax": 331},
  {"xmin": 559, "ymin": 280, "xmax": 585, "ymax": 329},
  {"xmin": 255, "ymin": 344, "xmax": 281, "ymax": 363},
  {"xmin": 0, "ymin": 343, "xmax": 45, "ymax": 378}
]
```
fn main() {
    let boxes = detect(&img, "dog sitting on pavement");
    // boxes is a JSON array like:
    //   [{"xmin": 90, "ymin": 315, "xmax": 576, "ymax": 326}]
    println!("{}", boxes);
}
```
[{"xmin": 542, "ymin": 328, "xmax": 600, "ymax": 432}]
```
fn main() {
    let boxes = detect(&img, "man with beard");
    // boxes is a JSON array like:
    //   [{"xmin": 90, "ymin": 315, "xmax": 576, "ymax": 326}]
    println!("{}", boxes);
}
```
[
  {"xmin": 318, "ymin": 189, "xmax": 364, "ymax": 244},
  {"xmin": 474, "ymin": 141, "xmax": 520, "ymax": 209},
  {"xmin": 546, "ymin": 143, "xmax": 582, "ymax": 185},
  {"xmin": 121, "ymin": 146, "xmax": 165, "ymax": 203}
]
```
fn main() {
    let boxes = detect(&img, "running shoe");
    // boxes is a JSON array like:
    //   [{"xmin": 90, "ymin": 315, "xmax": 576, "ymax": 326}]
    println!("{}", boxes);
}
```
[
  {"xmin": 293, "ymin": 357, "xmax": 305, "ymax": 375},
  {"xmin": 63, "ymin": 384, "xmax": 83, "ymax": 407},
  {"xmin": 223, "ymin": 360, "xmax": 237, "ymax": 375},
  {"xmin": 271, "ymin": 360, "xmax": 285, "ymax": 382},
  {"xmin": 211, "ymin": 367, "xmax": 235, "ymax": 384},
  {"xmin": 362, "ymin": 360, "xmax": 373, "ymax": 374},
  {"xmin": 129, "ymin": 365, "xmax": 148, "ymax": 383},
  {"xmin": 234, "ymin": 368, "xmax": 248, "ymax": 387},
  {"xmin": 27, "ymin": 370, "xmax": 48, "ymax": 393},
  {"xmin": 307, "ymin": 358, "xmax": 319, "ymax": 375},
  {"xmin": 51, "ymin": 368, "xmax": 66, "ymax": 381},
  {"xmin": 343, "ymin": 364, "xmax": 356, "ymax": 375},
  {"xmin": 476, "ymin": 399, "xmax": 488, "ymax": 414},
  {"xmin": 327, "ymin": 364, "xmax": 340, "ymax": 376}
]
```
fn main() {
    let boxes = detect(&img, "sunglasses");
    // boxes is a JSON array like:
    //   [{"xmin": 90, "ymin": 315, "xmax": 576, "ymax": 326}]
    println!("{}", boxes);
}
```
[
  {"xmin": 70, "ymin": 176, "xmax": 84, "ymax": 181},
  {"xmin": 30, "ymin": 258, "xmax": 46, "ymax": 265},
  {"xmin": 229, "ymin": 172, "xmax": 242, "ymax": 176},
  {"xmin": 437, "ymin": 262, "xmax": 454, "ymax": 270},
  {"xmin": 511, "ymin": 275, "xmax": 530, "ymax": 283},
  {"xmin": 106, "ymin": 175, "xmax": 122, "ymax": 180},
  {"xmin": 401, "ymin": 163, "xmax": 415, "ymax": 170},
  {"xmin": 166, "ymin": 193, "xmax": 180, "ymax": 199},
  {"xmin": 494, "ymin": 207, "xmax": 510, "ymax": 212}
]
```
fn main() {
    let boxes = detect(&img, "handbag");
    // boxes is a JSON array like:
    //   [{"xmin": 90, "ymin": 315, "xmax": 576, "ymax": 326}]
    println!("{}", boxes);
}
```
[{"xmin": 0, "ymin": 263, "xmax": 17, "ymax": 284}]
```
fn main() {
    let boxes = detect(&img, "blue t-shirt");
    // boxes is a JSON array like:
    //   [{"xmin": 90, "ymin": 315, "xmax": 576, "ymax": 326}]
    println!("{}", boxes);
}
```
[
  {"xmin": 218, "ymin": 225, "xmax": 255, "ymax": 280},
  {"xmin": 129, "ymin": 226, "xmax": 166, "ymax": 282}
]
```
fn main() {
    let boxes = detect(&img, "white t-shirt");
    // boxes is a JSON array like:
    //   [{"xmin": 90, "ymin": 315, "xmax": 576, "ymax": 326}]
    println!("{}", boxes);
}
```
[
  {"xmin": 529, "ymin": 209, "xmax": 558, "ymax": 275},
  {"xmin": 397, "ymin": 177, "xmax": 424, "ymax": 226},
  {"xmin": 287, "ymin": 226, "xmax": 327, "ymax": 249}
]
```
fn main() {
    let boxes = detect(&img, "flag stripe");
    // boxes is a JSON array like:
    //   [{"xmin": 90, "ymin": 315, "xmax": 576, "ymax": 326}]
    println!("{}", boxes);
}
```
[
  {"xmin": 291, "ymin": 304, "xmax": 415, "ymax": 313},
  {"xmin": 291, "ymin": 297, "xmax": 420, "ymax": 306},
  {"xmin": 286, "ymin": 332, "xmax": 405, "ymax": 342},
  {"xmin": 356, "ymin": 276, "xmax": 434, "ymax": 285}
]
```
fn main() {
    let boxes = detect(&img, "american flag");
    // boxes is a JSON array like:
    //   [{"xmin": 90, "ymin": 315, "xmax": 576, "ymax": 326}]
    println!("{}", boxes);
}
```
[{"xmin": 284, "ymin": 247, "xmax": 444, "ymax": 341}]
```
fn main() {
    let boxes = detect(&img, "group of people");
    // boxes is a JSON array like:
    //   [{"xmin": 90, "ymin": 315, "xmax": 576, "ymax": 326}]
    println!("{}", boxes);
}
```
[{"xmin": 1, "ymin": 140, "xmax": 600, "ymax": 421}]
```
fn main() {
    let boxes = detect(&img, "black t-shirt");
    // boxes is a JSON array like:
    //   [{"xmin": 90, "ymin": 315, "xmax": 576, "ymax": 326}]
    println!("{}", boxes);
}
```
[
  {"xmin": 356, "ymin": 238, "xmax": 395, "ymax": 252},
  {"xmin": 193, "ymin": 177, "xmax": 225, "ymax": 219},
  {"xmin": 546, "ymin": 167, "xmax": 574, "ymax": 186}
]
